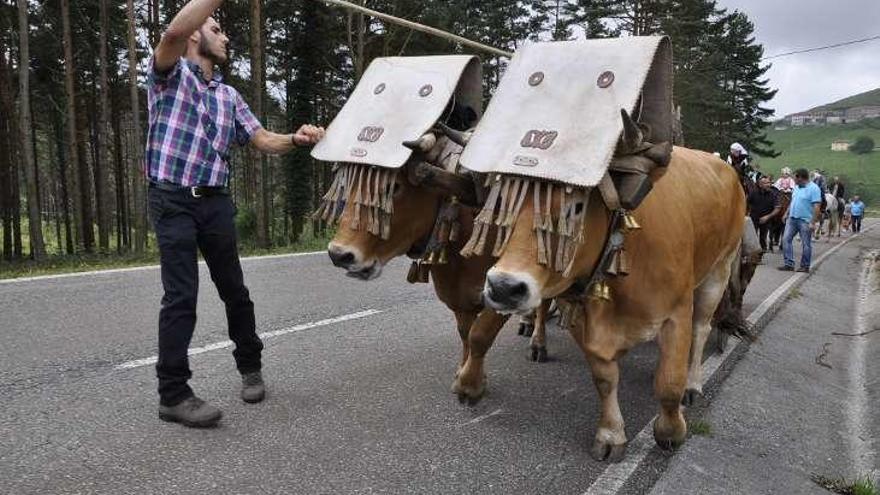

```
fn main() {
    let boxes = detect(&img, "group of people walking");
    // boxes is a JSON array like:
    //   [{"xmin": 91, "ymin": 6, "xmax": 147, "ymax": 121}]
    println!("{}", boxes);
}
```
[{"xmin": 728, "ymin": 143, "xmax": 867, "ymax": 274}]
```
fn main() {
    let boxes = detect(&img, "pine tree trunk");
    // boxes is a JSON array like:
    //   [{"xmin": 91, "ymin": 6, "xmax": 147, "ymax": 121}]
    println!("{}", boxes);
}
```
[
  {"xmin": 249, "ymin": 0, "xmax": 269, "ymax": 248},
  {"xmin": 18, "ymin": 0, "xmax": 46, "ymax": 261},
  {"xmin": 61, "ymin": 0, "xmax": 84, "ymax": 253},
  {"xmin": 112, "ymin": 99, "xmax": 128, "ymax": 252},
  {"xmin": 77, "ymin": 101, "xmax": 96, "ymax": 252},
  {"xmin": 0, "ymin": 37, "xmax": 14, "ymax": 261},
  {"xmin": 54, "ymin": 113, "xmax": 73, "ymax": 254},
  {"xmin": 127, "ymin": 0, "xmax": 147, "ymax": 253},
  {"xmin": 96, "ymin": 0, "xmax": 112, "ymax": 253},
  {"xmin": 149, "ymin": 0, "xmax": 160, "ymax": 46}
]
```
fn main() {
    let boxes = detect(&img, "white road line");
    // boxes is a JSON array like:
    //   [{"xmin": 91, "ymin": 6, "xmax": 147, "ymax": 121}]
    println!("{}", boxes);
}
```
[
  {"xmin": 0, "ymin": 250, "xmax": 325, "ymax": 285},
  {"xmin": 583, "ymin": 229, "xmax": 870, "ymax": 495},
  {"xmin": 845, "ymin": 251, "xmax": 877, "ymax": 476},
  {"xmin": 115, "ymin": 309, "xmax": 382, "ymax": 370},
  {"xmin": 461, "ymin": 408, "xmax": 505, "ymax": 427}
]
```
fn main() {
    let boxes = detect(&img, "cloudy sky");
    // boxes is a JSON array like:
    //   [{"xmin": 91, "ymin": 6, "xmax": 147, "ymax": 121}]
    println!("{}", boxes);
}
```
[{"xmin": 717, "ymin": 0, "xmax": 880, "ymax": 117}]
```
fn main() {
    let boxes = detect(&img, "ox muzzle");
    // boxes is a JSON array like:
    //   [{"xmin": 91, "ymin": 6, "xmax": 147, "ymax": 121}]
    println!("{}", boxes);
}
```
[
  {"xmin": 327, "ymin": 242, "xmax": 382, "ymax": 281},
  {"xmin": 482, "ymin": 269, "xmax": 541, "ymax": 314}
]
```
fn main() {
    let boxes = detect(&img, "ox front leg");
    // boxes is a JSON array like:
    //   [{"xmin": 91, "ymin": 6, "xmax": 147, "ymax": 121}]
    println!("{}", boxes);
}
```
[
  {"xmin": 453, "ymin": 309, "xmax": 509, "ymax": 405},
  {"xmin": 453, "ymin": 310, "xmax": 478, "ymax": 377},
  {"xmin": 585, "ymin": 350, "xmax": 628, "ymax": 462},
  {"xmin": 653, "ymin": 312, "xmax": 692, "ymax": 450},
  {"xmin": 528, "ymin": 299, "xmax": 552, "ymax": 363},
  {"xmin": 518, "ymin": 311, "xmax": 535, "ymax": 337}
]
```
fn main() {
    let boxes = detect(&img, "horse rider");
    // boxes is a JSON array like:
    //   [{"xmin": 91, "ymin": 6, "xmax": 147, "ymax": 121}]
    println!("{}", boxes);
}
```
[{"xmin": 774, "ymin": 167, "xmax": 795, "ymax": 193}]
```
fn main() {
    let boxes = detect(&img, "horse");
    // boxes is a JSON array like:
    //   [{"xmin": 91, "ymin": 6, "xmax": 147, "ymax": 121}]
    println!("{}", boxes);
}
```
[{"xmin": 817, "ymin": 192, "xmax": 840, "ymax": 239}]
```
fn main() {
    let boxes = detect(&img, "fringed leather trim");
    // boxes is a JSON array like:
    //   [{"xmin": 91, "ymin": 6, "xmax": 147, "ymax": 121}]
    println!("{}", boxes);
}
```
[
  {"xmin": 315, "ymin": 164, "xmax": 399, "ymax": 240},
  {"xmin": 460, "ymin": 175, "xmax": 591, "ymax": 272}
]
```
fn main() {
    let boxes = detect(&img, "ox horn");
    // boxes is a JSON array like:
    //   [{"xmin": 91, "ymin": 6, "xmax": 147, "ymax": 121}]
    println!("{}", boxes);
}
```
[
  {"xmin": 617, "ymin": 108, "xmax": 643, "ymax": 155},
  {"xmin": 402, "ymin": 132, "xmax": 438, "ymax": 153},
  {"xmin": 407, "ymin": 162, "xmax": 479, "ymax": 207},
  {"xmin": 436, "ymin": 122, "xmax": 473, "ymax": 147}
]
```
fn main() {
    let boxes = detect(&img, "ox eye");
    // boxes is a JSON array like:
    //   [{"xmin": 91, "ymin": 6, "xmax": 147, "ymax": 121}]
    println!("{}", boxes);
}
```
[{"xmin": 574, "ymin": 202, "xmax": 584, "ymax": 215}]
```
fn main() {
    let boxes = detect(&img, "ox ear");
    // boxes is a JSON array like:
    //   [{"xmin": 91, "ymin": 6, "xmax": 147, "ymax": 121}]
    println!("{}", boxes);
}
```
[
  {"xmin": 402, "ymin": 133, "xmax": 437, "ymax": 153},
  {"xmin": 616, "ymin": 108, "xmax": 643, "ymax": 155},
  {"xmin": 436, "ymin": 122, "xmax": 473, "ymax": 147}
]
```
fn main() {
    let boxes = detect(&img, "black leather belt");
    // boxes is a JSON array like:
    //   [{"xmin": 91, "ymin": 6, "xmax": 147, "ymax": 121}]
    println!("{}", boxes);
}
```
[{"xmin": 149, "ymin": 181, "xmax": 229, "ymax": 198}]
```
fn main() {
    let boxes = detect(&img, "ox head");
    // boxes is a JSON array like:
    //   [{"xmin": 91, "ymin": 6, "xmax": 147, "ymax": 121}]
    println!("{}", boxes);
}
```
[
  {"xmin": 325, "ymin": 104, "xmax": 478, "ymax": 280},
  {"xmin": 479, "ymin": 184, "xmax": 611, "ymax": 314},
  {"xmin": 476, "ymin": 110, "xmax": 661, "ymax": 314}
]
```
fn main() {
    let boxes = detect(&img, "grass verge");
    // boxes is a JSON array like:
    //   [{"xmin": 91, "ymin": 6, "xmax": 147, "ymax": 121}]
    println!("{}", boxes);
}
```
[
  {"xmin": 811, "ymin": 474, "xmax": 878, "ymax": 495},
  {"xmin": 689, "ymin": 420, "xmax": 713, "ymax": 437},
  {"xmin": 0, "ymin": 234, "xmax": 332, "ymax": 280}
]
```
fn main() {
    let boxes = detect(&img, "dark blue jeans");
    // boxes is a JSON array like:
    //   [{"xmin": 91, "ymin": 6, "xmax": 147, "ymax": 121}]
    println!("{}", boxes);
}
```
[
  {"xmin": 852, "ymin": 215, "xmax": 863, "ymax": 233},
  {"xmin": 782, "ymin": 218, "xmax": 812, "ymax": 269},
  {"xmin": 149, "ymin": 186, "xmax": 263, "ymax": 406}
]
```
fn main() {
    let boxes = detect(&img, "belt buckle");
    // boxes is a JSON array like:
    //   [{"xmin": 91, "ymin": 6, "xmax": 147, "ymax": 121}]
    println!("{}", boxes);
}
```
[{"xmin": 191, "ymin": 186, "xmax": 203, "ymax": 198}]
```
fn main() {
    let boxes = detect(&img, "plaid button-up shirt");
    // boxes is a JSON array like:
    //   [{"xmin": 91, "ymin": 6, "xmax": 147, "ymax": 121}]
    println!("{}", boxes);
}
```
[{"xmin": 145, "ymin": 57, "xmax": 262, "ymax": 187}]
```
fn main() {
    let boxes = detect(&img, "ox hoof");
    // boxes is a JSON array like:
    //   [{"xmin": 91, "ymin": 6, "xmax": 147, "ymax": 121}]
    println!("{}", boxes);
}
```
[
  {"xmin": 518, "ymin": 323, "xmax": 535, "ymax": 337},
  {"xmin": 590, "ymin": 439, "xmax": 628, "ymax": 463},
  {"xmin": 452, "ymin": 377, "xmax": 486, "ymax": 406},
  {"xmin": 529, "ymin": 346, "xmax": 548, "ymax": 363},
  {"xmin": 653, "ymin": 417, "xmax": 686, "ymax": 451},
  {"xmin": 681, "ymin": 388, "xmax": 703, "ymax": 407}
]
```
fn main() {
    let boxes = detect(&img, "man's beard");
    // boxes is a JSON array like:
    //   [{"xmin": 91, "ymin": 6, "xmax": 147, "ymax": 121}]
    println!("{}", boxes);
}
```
[{"xmin": 198, "ymin": 36, "xmax": 225, "ymax": 64}]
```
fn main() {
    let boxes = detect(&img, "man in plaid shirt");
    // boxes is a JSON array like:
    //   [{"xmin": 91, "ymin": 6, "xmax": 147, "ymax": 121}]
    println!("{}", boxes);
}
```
[{"xmin": 148, "ymin": 0, "xmax": 324, "ymax": 428}]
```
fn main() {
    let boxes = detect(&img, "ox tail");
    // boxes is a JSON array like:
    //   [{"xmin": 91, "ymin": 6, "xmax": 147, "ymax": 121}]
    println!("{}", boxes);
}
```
[{"xmin": 712, "ymin": 244, "xmax": 757, "ymax": 342}]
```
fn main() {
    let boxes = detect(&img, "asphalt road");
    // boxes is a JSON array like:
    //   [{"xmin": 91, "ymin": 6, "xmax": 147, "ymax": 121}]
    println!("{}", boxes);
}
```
[{"xmin": 0, "ymin": 230, "xmax": 860, "ymax": 494}]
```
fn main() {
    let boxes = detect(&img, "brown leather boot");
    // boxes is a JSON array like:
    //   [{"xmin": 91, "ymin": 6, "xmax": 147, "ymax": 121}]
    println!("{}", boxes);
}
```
[{"xmin": 158, "ymin": 396, "xmax": 222, "ymax": 427}]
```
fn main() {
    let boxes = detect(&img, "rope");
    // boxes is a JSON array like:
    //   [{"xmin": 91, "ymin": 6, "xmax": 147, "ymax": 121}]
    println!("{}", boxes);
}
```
[{"xmin": 316, "ymin": 0, "xmax": 513, "ymax": 59}]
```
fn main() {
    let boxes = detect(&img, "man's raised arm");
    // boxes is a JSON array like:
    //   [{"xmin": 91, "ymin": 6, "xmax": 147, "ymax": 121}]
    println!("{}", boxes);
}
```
[{"xmin": 153, "ymin": 0, "xmax": 224, "ymax": 73}]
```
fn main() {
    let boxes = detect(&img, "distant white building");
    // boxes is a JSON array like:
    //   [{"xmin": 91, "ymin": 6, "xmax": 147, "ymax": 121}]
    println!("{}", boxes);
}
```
[
  {"xmin": 845, "ymin": 105, "xmax": 880, "ymax": 122},
  {"xmin": 831, "ymin": 140, "xmax": 850, "ymax": 151}
]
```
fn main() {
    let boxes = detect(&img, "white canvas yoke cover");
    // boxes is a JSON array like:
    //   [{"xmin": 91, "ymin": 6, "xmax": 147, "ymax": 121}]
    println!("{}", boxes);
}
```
[
  {"xmin": 461, "ymin": 37, "xmax": 672, "ymax": 188},
  {"xmin": 311, "ymin": 55, "xmax": 482, "ymax": 169}
]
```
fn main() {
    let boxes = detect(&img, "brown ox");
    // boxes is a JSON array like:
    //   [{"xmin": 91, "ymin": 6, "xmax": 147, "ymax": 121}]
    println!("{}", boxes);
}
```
[
  {"xmin": 325, "ymin": 135, "xmax": 553, "ymax": 391},
  {"xmin": 467, "ymin": 147, "xmax": 744, "ymax": 460}
]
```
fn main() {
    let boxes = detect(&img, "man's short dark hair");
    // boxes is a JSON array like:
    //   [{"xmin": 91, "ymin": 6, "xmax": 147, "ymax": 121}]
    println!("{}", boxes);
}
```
[{"xmin": 795, "ymin": 168, "xmax": 809, "ymax": 180}]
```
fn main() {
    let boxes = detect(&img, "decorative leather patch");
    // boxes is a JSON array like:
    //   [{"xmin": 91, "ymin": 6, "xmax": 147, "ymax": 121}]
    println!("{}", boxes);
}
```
[
  {"xmin": 357, "ymin": 126, "xmax": 384, "ymax": 143},
  {"xmin": 597, "ymin": 71, "xmax": 615, "ymax": 88},
  {"xmin": 520, "ymin": 130, "xmax": 558, "ymax": 150},
  {"xmin": 513, "ymin": 155, "xmax": 539, "ymax": 167},
  {"xmin": 528, "ymin": 72, "xmax": 544, "ymax": 86},
  {"xmin": 350, "ymin": 148, "xmax": 368, "ymax": 158}
]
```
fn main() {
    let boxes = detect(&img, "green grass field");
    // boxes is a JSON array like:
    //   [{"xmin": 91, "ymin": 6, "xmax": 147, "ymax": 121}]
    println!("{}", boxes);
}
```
[
  {"xmin": 0, "ymin": 219, "xmax": 332, "ymax": 280},
  {"xmin": 754, "ymin": 120, "xmax": 880, "ymax": 205}
]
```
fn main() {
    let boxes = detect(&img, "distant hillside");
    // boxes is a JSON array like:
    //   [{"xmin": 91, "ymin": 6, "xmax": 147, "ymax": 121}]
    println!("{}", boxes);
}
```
[
  {"xmin": 756, "ymin": 119, "xmax": 880, "ymax": 205},
  {"xmin": 805, "ymin": 87, "xmax": 880, "ymax": 113}
]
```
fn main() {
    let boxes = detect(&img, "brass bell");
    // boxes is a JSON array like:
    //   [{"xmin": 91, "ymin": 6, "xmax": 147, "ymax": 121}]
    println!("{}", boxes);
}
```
[
  {"xmin": 617, "ymin": 249, "xmax": 630, "ymax": 275},
  {"xmin": 418, "ymin": 262, "xmax": 431, "ymax": 283},
  {"xmin": 428, "ymin": 251, "xmax": 438, "ymax": 264},
  {"xmin": 606, "ymin": 251, "xmax": 619, "ymax": 276},
  {"xmin": 438, "ymin": 248, "xmax": 449, "ymax": 265},
  {"xmin": 622, "ymin": 211, "xmax": 641, "ymax": 231},
  {"xmin": 406, "ymin": 261, "xmax": 420, "ymax": 284},
  {"xmin": 589, "ymin": 281, "xmax": 612, "ymax": 301}
]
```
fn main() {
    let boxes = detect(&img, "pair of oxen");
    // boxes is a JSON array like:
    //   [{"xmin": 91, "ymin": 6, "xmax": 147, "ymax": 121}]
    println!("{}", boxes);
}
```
[{"xmin": 315, "ymin": 44, "xmax": 746, "ymax": 462}]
